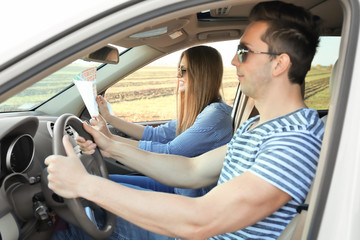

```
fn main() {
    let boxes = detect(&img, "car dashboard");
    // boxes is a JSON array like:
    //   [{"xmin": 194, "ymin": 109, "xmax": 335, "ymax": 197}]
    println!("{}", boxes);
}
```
[
  {"xmin": 0, "ymin": 112, "xmax": 71, "ymax": 239},
  {"xmin": 0, "ymin": 111, "xmax": 140, "ymax": 239}
]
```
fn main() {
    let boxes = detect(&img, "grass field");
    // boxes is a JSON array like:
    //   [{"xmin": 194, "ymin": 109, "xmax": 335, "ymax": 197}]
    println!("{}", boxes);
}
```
[
  {"xmin": 0, "ymin": 64, "xmax": 331, "ymax": 122},
  {"xmin": 105, "ymin": 65, "xmax": 331, "ymax": 122},
  {"xmin": 105, "ymin": 66, "xmax": 239, "ymax": 121},
  {"xmin": 303, "ymin": 67, "xmax": 331, "ymax": 109}
]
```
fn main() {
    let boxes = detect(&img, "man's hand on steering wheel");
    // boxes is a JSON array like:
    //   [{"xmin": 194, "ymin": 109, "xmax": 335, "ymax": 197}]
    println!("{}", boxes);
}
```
[{"xmin": 45, "ymin": 135, "xmax": 89, "ymax": 199}]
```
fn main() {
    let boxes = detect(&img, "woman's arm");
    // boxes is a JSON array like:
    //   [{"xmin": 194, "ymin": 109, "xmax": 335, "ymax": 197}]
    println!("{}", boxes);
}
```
[
  {"xmin": 97, "ymin": 95, "xmax": 145, "ymax": 140},
  {"xmin": 139, "ymin": 103, "xmax": 233, "ymax": 157},
  {"xmin": 87, "ymin": 115, "xmax": 140, "ymax": 148}
]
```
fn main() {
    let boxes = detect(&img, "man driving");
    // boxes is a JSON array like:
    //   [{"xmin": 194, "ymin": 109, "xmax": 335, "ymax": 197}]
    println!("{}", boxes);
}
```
[{"xmin": 46, "ymin": 1, "xmax": 324, "ymax": 239}]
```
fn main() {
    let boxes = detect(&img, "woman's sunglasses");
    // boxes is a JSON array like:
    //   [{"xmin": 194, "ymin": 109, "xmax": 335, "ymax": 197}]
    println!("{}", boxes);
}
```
[
  {"xmin": 178, "ymin": 66, "xmax": 187, "ymax": 78},
  {"xmin": 237, "ymin": 44, "xmax": 280, "ymax": 63}
]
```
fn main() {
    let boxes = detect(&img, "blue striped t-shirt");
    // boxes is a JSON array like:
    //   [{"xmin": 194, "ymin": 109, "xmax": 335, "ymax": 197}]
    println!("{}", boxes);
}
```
[{"xmin": 211, "ymin": 108, "xmax": 324, "ymax": 240}]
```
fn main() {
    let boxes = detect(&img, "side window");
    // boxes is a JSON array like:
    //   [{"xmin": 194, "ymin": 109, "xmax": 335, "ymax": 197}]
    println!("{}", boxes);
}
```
[
  {"xmin": 304, "ymin": 36, "xmax": 341, "ymax": 110},
  {"xmin": 104, "ymin": 40, "xmax": 239, "ymax": 123},
  {"xmin": 105, "ymin": 65, "xmax": 178, "ymax": 123}
]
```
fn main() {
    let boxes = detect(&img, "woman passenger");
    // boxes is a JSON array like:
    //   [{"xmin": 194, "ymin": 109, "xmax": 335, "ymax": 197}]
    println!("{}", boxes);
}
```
[{"xmin": 77, "ymin": 45, "xmax": 233, "ymax": 197}]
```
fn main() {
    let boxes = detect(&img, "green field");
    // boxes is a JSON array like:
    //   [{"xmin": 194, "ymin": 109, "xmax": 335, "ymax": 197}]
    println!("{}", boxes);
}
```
[
  {"xmin": 105, "ymin": 66, "xmax": 239, "ymax": 121},
  {"xmin": 0, "ymin": 63, "xmax": 97, "ymax": 111},
  {"xmin": 106, "ymin": 65, "xmax": 331, "ymax": 122},
  {"xmin": 0, "ymin": 64, "xmax": 331, "ymax": 122},
  {"xmin": 304, "ymin": 66, "xmax": 331, "ymax": 109}
]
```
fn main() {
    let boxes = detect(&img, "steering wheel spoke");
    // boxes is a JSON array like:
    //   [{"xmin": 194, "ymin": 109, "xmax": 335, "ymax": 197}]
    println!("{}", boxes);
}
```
[{"xmin": 80, "ymin": 154, "xmax": 102, "ymax": 175}]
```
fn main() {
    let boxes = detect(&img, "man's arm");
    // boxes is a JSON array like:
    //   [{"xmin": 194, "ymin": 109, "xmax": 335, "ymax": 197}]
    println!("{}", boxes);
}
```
[
  {"xmin": 87, "ymin": 172, "xmax": 291, "ymax": 238},
  {"xmin": 80, "ymin": 122, "xmax": 228, "ymax": 188},
  {"xmin": 45, "ymin": 137, "xmax": 291, "ymax": 238},
  {"xmin": 108, "ymin": 134, "xmax": 140, "ymax": 148},
  {"xmin": 109, "ymin": 141, "xmax": 228, "ymax": 188}
]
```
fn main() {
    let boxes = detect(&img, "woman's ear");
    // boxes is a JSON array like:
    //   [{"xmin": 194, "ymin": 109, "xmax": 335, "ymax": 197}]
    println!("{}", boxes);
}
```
[{"xmin": 272, "ymin": 53, "xmax": 291, "ymax": 77}]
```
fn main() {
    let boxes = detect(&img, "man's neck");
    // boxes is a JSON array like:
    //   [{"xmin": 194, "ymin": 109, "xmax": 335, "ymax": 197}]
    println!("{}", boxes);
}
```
[{"xmin": 254, "ymin": 83, "xmax": 306, "ymax": 125}]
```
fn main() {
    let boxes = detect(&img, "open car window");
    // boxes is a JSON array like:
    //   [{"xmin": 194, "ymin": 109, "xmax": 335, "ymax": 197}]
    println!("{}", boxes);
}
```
[
  {"xmin": 304, "ymin": 36, "xmax": 341, "ymax": 110},
  {"xmin": 0, "ymin": 36, "xmax": 339, "ymax": 117},
  {"xmin": 104, "ymin": 40, "xmax": 240, "ymax": 123}
]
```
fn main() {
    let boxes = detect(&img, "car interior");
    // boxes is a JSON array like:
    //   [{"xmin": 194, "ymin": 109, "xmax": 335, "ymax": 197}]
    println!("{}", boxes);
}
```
[{"xmin": 0, "ymin": 0, "xmax": 347, "ymax": 239}]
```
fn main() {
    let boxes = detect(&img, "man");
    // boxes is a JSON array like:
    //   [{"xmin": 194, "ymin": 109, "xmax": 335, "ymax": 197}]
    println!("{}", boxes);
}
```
[{"xmin": 46, "ymin": 1, "xmax": 324, "ymax": 239}]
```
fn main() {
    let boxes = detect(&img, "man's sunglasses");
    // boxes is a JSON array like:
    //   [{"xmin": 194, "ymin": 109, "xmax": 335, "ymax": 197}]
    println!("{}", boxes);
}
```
[
  {"xmin": 178, "ymin": 66, "xmax": 187, "ymax": 78},
  {"xmin": 237, "ymin": 45, "xmax": 280, "ymax": 63}
]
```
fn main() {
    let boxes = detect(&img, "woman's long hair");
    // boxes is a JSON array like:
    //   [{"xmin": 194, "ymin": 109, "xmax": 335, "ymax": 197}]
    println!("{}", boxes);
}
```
[{"xmin": 176, "ymin": 46, "xmax": 223, "ymax": 136}]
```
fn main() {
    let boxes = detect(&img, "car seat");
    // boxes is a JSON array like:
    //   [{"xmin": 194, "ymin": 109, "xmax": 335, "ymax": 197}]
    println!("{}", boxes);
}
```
[{"xmin": 278, "ymin": 60, "xmax": 338, "ymax": 239}]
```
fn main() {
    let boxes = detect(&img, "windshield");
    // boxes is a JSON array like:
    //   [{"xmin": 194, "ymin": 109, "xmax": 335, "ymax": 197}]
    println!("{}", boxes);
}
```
[{"xmin": 0, "ymin": 60, "xmax": 101, "ymax": 112}]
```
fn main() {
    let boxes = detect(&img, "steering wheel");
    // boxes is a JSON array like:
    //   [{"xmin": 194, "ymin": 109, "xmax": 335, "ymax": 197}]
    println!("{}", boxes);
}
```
[{"xmin": 42, "ymin": 114, "xmax": 116, "ymax": 239}]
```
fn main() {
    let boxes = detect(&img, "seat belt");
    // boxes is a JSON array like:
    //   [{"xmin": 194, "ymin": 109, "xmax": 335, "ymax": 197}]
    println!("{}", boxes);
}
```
[
  {"xmin": 290, "ymin": 184, "xmax": 314, "ymax": 239},
  {"xmin": 278, "ymin": 184, "xmax": 313, "ymax": 240}
]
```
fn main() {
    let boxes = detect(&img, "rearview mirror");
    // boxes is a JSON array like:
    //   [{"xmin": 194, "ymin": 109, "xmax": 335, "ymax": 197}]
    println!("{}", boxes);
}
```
[{"xmin": 82, "ymin": 45, "xmax": 119, "ymax": 64}]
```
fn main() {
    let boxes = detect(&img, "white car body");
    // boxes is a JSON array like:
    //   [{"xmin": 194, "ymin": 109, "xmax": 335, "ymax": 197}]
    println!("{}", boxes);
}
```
[{"xmin": 0, "ymin": 0, "xmax": 359, "ymax": 239}]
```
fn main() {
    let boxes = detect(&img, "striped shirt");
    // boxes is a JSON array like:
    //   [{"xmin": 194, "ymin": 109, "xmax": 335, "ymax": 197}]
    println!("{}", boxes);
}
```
[{"xmin": 211, "ymin": 108, "xmax": 324, "ymax": 240}]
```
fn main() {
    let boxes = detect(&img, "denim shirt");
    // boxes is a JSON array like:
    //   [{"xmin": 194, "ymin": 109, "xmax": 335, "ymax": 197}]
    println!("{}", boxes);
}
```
[{"xmin": 139, "ymin": 102, "xmax": 233, "ymax": 197}]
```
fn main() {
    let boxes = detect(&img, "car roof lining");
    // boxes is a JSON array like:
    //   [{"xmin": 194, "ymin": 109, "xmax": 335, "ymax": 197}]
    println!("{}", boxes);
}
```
[
  {"xmin": 113, "ymin": 0, "xmax": 343, "ymax": 54},
  {"xmin": 0, "ymin": 0, "xmax": 343, "ymax": 106}
]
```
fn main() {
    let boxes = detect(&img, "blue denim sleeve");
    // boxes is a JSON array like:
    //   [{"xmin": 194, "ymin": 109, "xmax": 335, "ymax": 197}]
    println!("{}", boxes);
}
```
[
  {"xmin": 138, "ymin": 103, "xmax": 234, "ymax": 157},
  {"xmin": 141, "ymin": 119, "xmax": 177, "ymax": 143}
]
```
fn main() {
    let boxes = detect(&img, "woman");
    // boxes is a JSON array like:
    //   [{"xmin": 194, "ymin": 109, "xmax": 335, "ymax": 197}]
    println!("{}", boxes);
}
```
[{"xmin": 78, "ymin": 45, "xmax": 233, "ymax": 197}]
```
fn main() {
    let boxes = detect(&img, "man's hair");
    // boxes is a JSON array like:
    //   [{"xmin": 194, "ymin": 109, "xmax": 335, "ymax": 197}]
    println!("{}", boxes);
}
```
[
  {"xmin": 249, "ymin": 1, "xmax": 320, "ymax": 85},
  {"xmin": 176, "ymin": 45, "xmax": 223, "ymax": 135}
]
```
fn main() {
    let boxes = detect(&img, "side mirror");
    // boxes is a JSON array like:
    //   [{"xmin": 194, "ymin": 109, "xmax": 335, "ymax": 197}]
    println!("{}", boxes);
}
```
[{"xmin": 82, "ymin": 45, "xmax": 119, "ymax": 64}]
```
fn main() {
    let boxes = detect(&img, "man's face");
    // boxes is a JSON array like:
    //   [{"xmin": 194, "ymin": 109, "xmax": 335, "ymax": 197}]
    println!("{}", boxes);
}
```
[{"xmin": 231, "ymin": 21, "xmax": 274, "ymax": 99}]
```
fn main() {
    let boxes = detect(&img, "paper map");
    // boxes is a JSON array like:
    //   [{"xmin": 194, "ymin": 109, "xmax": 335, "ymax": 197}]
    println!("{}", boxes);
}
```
[{"xmin": 73, "ymin": 67, "xmax": 99, "ymax": 117}]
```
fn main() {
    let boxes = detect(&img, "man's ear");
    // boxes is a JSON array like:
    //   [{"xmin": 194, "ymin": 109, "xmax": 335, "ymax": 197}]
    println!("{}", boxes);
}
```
[{"xmin": 272, "ymin": 53, "xmax": 291, "ymax": 77}]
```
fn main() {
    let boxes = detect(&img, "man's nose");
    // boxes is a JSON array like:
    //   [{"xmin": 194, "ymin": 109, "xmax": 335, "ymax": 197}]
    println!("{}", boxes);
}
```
[{"xmin": 231, "ymin": 53, "xmax": 240, "ymax": 66}]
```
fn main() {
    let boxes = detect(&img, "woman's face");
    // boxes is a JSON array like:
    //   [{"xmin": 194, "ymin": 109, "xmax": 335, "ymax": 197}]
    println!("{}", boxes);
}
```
[{"xmin": 177, "ymin": 55, "xmax": 188, "ymax": 92}]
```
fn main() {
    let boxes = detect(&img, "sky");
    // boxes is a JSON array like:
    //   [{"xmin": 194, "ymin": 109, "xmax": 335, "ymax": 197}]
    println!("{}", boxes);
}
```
[
  {"xmin": 150, "ymin": 37, "xmax": 341, "ymax": 67},
  {"xmin": 312, "ymin": 37, "xmax": 341, "ymax": 66}
]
